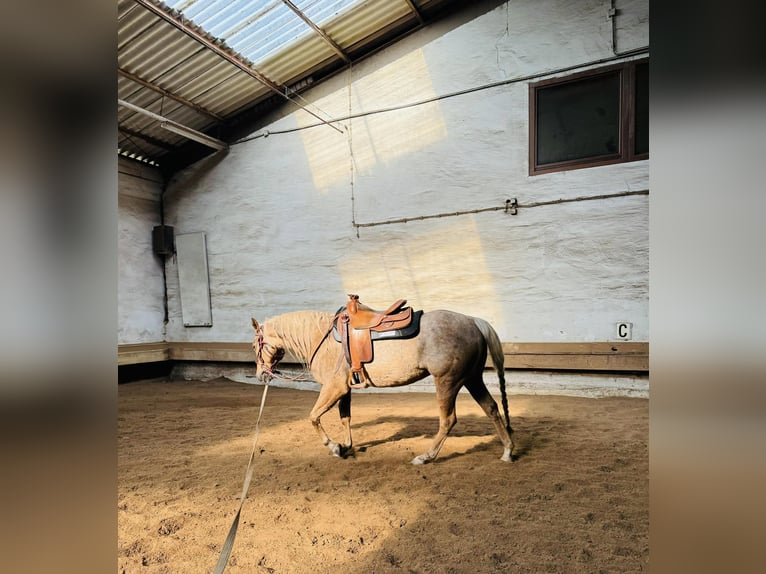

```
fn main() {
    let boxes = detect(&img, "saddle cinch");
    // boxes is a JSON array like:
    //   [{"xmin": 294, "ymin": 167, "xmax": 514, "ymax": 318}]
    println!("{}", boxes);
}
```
[{"xmin": 333, "ymin": 294, "xmax": 422, "ymax": 388}]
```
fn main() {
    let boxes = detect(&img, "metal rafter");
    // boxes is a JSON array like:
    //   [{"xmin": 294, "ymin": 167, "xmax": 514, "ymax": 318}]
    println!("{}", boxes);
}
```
[
  {"xmin": 119, "ymin": 67, "xmax": 223, "ymax": 121},
  {"xmin": 279, "ymin": 0, "xmax": 351, "ymax": 64},
  {"xmin": 132, "ymin": 0, "xmax": 342, "ymax": 133},
  {"xmin": 402, "ymin": 0, "xmax": 425, "ymax": 24}
]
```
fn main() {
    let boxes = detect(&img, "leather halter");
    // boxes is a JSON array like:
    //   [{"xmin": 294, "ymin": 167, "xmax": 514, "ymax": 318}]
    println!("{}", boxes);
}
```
[{"xmin": 255, "ymin": 327, "xmax": 285, "ymax": 376}]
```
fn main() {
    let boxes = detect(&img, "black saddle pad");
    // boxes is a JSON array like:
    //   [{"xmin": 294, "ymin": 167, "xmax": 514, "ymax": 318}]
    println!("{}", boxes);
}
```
[{"xmin": 332, "ymin": 309, "xmax": 423, "ymax": 343}]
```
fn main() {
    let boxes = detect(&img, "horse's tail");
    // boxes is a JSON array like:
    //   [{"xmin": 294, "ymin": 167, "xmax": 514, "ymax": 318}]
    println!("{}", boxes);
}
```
[{"xmin": 472, "ymin": 317, "xmax": 512, "ymax": 434}]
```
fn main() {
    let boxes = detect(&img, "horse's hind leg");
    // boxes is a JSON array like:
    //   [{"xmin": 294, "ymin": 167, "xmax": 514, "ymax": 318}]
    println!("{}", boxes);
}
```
[
  {"xmin": 310, "ymin": 383, "xmax": 352, "ymax": 458},
  {"xmin": 412, "ymin": 380, "xmax": 460, "ymax": 465},
  {"xmin": 465, "ymin": 377, "xmax": 514, "ymax": 462}
]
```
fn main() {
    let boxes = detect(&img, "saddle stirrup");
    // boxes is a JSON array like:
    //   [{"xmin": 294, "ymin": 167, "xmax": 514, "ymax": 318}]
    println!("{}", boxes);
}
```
[{"xmin": 347, "ymin": 368, "xmax": 370, "ymax": 389}]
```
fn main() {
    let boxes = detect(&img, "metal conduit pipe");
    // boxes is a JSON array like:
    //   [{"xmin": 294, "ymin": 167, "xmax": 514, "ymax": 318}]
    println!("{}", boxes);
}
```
[{"xmin": 353, "ymin": 190, "xmax": 649, "ymax": 230}]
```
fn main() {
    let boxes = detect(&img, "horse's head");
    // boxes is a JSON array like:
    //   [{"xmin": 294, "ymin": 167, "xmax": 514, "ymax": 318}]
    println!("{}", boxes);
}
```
[{"xmin": 251, "ymin": 317, "xmax": 286, "ymax": 383}]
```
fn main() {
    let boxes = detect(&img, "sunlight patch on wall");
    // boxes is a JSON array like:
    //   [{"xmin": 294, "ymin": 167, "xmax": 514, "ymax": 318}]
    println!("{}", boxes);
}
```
[
  {"xmin": 297, "ymin": 48, "xmax": 447, "ymax": 192},
  {"xmin": 337, "ymin": 216, "xmax": 504, "ymax": 325}
]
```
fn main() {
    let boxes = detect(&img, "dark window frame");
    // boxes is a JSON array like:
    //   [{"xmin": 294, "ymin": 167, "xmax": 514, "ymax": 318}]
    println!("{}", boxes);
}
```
[{"xmin": 529, "ymin": 58, "xmax": 649, "ymax": 175}]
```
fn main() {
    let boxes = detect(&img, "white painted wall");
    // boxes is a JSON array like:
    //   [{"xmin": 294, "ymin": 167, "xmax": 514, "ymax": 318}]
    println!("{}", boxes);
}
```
[
  {"xmin": 162, "ymin": 0, "xmax": 649, "ymax": 353},
  {"xmin": 118, "ymin": 159, "xmax": 166, "ymax": 344}
]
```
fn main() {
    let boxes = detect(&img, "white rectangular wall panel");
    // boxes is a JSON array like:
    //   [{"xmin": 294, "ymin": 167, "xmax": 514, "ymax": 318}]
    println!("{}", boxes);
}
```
[{"xmin": 175, "ymin": 232, "xmax": 213, "ymax": 327}]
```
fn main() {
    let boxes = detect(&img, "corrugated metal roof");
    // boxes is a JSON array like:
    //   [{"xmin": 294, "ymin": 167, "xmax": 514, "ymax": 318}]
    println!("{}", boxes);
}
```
[{"xmin": 117, "ymin": 0, "xmax": 463, "ymax": 174}]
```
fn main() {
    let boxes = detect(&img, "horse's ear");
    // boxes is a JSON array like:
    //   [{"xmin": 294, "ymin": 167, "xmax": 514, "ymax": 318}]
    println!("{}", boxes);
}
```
[{"xmin": 251, "ymin": 318, "xmax": 260, "ymax": 331}]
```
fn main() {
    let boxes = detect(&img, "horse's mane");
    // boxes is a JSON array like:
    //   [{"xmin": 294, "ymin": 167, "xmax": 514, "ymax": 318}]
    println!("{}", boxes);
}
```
[{"xmin": 264, "ymin": 310, "xmax": 334, "ymax": 364}]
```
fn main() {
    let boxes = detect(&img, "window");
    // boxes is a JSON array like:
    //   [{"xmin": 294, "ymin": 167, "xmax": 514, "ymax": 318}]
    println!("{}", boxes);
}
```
[{"xmin": 529, "ymin": 59, "xmax": 648, "ymax": 175}]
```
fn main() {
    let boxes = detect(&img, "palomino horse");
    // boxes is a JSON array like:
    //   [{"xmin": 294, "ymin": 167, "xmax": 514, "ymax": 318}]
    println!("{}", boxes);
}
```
[{"xmin": 251, "ymin": 309, "xmax": 514, "ymax": 464}]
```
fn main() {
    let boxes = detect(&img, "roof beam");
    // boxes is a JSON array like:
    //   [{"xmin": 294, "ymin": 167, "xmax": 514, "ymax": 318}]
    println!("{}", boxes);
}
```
[
  {"xmin": 280, "ymin": 0, "xmax": 351, "ymax": 64},
  {"xmin": 132, "ymin": 0, "xmax": 342, "ymax": 133},
  {"xmin": 402, "ymin": 0, "xmax": 425, "ymax": 24},
  {"xmin": 118, "ymin": 67, "xmax": 223, "ymax": 121}
]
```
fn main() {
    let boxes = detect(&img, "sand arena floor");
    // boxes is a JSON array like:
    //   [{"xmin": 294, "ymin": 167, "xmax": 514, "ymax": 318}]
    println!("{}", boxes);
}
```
[{"xmin": 118, "ymin": 379, "xmax": 648, "ymax": 573}]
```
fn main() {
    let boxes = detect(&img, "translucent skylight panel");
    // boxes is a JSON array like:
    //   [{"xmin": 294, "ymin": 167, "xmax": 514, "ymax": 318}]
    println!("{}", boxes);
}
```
[
  {"xmin": 181, "ymin": 0, "xmax": 220, "ymax": 20},
  {"xmin": 203, "ymin": 0, "xmax": 267, "ymax": 36},
  {"xmin": 231, "ymin": 7, "xmax": 307, "ymax": 63},
  {"xmin": 297, "ymin": 0, "xmax": 360, "ymax": 27},
  {"xmin": 163, "ymin": 0, "xmax": 368, "ymax": 65}
]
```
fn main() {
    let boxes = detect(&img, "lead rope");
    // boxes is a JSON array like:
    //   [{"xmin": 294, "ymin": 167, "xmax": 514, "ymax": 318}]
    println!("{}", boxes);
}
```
[
  {"xmin": 212, "ymin": 381, "xmax": 269, "ymax": 574},
  {"xmin": 213, "ymin": 318, "xmax": 338, "ymax": 572}
]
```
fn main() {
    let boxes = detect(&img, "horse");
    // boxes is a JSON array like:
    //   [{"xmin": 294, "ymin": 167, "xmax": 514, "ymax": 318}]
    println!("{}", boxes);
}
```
[{"xmin": 251, "ymin": 308, "xmax": 514, "ymax": 464}]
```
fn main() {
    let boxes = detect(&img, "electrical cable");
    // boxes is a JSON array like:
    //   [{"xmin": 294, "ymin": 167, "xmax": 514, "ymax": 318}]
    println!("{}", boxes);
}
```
[{"xmin": 233, "ymin": 47, "xmax": 648, "ymax": 145}]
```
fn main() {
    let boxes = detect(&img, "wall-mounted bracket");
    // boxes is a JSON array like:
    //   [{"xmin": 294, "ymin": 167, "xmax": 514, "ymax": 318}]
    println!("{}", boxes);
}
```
[{"xmin": 505, "ymin": 198, "xmax": 518, "ymax": 215}]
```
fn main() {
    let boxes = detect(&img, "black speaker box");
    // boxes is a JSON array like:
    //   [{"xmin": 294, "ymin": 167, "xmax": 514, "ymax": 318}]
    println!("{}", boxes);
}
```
[{"xmin": 152, "ymin": 225, "xmax": 175, "ymax": 256}]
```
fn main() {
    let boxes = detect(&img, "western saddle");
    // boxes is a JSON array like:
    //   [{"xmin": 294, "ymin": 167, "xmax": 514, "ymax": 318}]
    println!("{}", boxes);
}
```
[{"xmin": 336, "ymin": 294, "xmax": 415, "ymax": 388}]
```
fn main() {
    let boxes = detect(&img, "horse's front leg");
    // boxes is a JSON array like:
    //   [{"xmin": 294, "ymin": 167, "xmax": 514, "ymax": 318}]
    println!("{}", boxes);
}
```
[
  {"xmin": 337, "ymin": 390, "xmax": 354, "ymax": 457},
  {"xmin": 309, "ymin": 383, "xmax": 351, "ymax": 458}
]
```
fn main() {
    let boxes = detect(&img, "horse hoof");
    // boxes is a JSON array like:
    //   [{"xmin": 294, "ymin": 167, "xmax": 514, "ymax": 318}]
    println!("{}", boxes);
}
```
[
  {"xmin": 411, "ymin": 454, "xmax": 431, "ymax": 465},
  {"xmin": 329, "ymin": 443, "xmax": 342, "ymax": 458}
]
